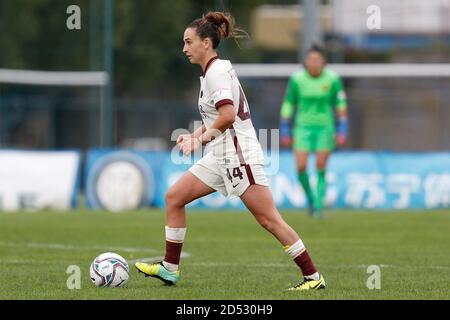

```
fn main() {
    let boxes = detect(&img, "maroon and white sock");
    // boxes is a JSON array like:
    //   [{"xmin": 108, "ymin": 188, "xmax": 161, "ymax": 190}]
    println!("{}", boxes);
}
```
[
  {"xmin": 162, "ymin": 226, "xmax": 186, "ymax": 272},
  {"xmin": 284, "ymin": 239, "xmax": 320, "ymax": 280}
]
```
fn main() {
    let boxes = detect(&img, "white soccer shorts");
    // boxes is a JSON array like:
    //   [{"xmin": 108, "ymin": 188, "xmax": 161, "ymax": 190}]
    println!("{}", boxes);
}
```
[{"xmin": 189, "ymin": 152, "xmax": 269, "ymax": 199}]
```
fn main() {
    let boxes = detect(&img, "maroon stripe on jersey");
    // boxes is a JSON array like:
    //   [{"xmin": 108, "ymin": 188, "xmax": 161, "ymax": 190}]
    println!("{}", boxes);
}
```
[
  {"xmin": 244, "ymin": 164, "xmax": 255, "ymax": 185},
  {"xmin": 230, "ymin": 125, "xmax": 246, "ymax": 165},
  {"xmin": 202, "ymin": 55, "xmax": 219, "ymax": 77},
  {"xmin": 215, "ymin": 99, "xmax": 234, "ymax": 109}
]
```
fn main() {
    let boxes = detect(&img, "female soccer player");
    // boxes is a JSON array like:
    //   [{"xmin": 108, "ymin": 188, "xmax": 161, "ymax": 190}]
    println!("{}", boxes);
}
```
[
  {"xmin": 135, "ymin": 12, "xmax": 325, "ymax": 291},
  {"xmin": 280, "ymin": 44, "xmax": 348, "ymax": 218}
]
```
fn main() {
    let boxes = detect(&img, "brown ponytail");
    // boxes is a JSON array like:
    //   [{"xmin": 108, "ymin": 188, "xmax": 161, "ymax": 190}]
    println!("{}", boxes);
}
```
[{"xmin": 188, "ymin": 12, "xmax": 247, "ymax": 49}]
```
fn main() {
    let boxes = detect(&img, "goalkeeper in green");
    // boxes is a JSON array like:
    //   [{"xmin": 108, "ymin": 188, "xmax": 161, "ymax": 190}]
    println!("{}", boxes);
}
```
[{"xmin": 280, "ymin": 44, "xmax": 348, "ymax": 218}]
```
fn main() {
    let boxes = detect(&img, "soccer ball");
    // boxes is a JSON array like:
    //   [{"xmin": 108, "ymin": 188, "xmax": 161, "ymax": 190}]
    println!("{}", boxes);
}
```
[{"xmin": 90, "ymin": 252, "xmax": 129, "ymax": 287}]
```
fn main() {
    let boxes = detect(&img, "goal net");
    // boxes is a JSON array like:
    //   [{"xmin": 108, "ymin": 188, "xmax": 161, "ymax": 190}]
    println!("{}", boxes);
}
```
[{"xmin": 0, "ymin": 69, "xmax": 108, "ymax": 149}]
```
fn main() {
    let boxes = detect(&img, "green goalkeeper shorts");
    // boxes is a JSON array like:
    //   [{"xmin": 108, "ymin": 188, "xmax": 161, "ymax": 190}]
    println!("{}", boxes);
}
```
[{"xmin": 292, "ymin": 126, "xmax": 335, "ymax": 152}]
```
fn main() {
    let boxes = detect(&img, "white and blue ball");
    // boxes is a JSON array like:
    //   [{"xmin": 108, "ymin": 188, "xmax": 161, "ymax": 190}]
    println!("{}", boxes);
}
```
[{"xmin": 90, "ymin": 252, "xmax": 129, "ymax": 287}]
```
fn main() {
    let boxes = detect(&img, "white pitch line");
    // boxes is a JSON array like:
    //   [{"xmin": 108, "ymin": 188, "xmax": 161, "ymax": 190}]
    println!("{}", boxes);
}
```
[
  {"xmin": 0, "ymin": 241, "xmax": 159, "ymax": 254},
  {"xmin": 0, "ymin": 241, "xmax": 192, "ymax": 266},
  {"xmin": 0, "ymin": 256, "xmax": 448, "ymax": 271},
  {"xmin": 0, "ymin": 259, "xmax": 54, "ymax": 265},
  {"xmin": 0, "ymin": 253, "xmax": 193, "ymax": 266}
]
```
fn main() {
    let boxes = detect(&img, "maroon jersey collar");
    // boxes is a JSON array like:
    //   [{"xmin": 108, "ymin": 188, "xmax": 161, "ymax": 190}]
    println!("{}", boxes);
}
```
[{"xmin": 201, "ymin": 55, "xmax": 220, "ymax": 77}]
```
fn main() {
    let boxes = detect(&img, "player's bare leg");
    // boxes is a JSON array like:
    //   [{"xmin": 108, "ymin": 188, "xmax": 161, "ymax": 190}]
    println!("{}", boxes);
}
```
[
  {"xmin": 315, "ymin": 151, "xmax": 331, "ymax": 218},
  {"xmin": 165, "ymin": 171, "xmax": 215, "ymax": 228},
  {"xmin": 135, "ymin": 172, "xmax": 215, "ymax": 285},
  {"xmin": 240, "ymin": 184, "xmax": 299, "ymax": 245},
  {"xmin": 295, "ymin": 151, "xmax": 315, "ymax": 215},
  {"xmin": 240, "ymin": 185, "xmax": 325, "ymax": 290}
]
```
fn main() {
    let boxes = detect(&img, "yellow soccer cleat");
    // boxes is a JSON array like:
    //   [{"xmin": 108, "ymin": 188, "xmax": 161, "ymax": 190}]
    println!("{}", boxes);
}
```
[
  {"xmin": 135, "ymin": 261, "xmax": 180, "ymax": 286},
  {"xmin": 287, "ymin": 274, "xmax": 326, "ymax": 291}
]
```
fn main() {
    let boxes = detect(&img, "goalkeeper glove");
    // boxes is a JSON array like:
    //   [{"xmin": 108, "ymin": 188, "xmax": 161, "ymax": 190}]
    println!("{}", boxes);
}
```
[
  {"xmin": 336, "ymin": 117, "xmax": 348, "ymax": 145},
  {"xmin": 280, "ymin": 118, "xmax": 292, "ymax": 148}
]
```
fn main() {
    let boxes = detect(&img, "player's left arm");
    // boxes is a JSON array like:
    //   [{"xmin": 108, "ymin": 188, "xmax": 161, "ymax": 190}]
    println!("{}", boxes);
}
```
[{"xmin": 333, "ymin": 76, "xmax": 348, "ymax": 146}]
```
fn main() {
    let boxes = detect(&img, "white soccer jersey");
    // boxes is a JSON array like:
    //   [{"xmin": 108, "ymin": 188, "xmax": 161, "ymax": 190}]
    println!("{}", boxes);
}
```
[{"xmin": 198, "ymin": 56, "xmax": 264, "ymax": 166}]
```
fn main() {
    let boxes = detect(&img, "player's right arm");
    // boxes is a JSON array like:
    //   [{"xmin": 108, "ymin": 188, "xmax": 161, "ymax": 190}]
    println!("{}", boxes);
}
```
[
  {"xmin": 176, "ymin": 124, "xmax": 207, "ymax": 153},
  {"xmin": 177, "ymin": 125, "xmax": 206, "ymax": 145},
  {"xmin": 179, "ymin": 68, "xmax": 235, "ymax": 156},
  {"xmin": 280, "ymin": 75, "xmax": 299, "ymax": 148},
  {"xmin": 178, "ymin": 106, "xmax": 235, "ymax": 156},
  {"xmin": 191, "ymin": 124, "xmax": 207, "ymax": 139}
]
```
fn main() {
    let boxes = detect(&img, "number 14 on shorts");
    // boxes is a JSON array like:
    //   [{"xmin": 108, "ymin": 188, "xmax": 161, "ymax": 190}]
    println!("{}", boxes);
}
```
[{"xmin": 226, "ymin": 167, "xmax": 244, "ymax": 188}]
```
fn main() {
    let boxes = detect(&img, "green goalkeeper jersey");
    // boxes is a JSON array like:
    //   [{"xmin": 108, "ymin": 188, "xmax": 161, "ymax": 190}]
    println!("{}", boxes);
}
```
[{"xmin": 280, "ymin": 68, "xmax": 347, "ymax": 130}]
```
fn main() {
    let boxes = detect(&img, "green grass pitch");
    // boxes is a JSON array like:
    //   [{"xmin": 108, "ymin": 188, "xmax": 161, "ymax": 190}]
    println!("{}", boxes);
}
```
[{"xmin": 0, "ymin": 209, "xmax": 449, "ymax": 300}]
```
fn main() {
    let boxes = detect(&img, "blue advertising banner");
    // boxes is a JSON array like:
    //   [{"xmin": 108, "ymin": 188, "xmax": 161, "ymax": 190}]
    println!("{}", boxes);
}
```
[
  {"xmin": 85, "ymin": 149, "xmax": 450, "ymax": 211},
  {"xmin": 84, "ymin": 149, "xmax": 165, "ymax": 211}
]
